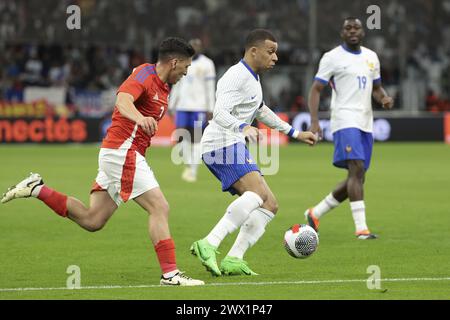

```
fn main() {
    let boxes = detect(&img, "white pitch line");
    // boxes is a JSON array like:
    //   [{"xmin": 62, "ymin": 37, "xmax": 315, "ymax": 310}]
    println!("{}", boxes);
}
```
[{"xmin": 0, "ymin": 277, "xmax": 449, "ymax": 293}]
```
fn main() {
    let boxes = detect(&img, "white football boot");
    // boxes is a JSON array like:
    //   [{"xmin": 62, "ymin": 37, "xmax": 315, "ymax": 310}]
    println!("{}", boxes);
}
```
[
  {"xmin": 1, "ymin": 173, "xmax": 43, "ymax": 204},
  {"xmin": 160, "ymin": 272, "xmax": 205, "ymax": 286}
]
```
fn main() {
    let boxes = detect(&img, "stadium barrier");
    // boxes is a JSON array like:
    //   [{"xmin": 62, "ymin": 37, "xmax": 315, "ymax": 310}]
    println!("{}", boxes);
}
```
[
  {"xmin": 0, "ymin": 117, "xmax": 99, "ymax": 143},
  {"xmin": 445, "ymin": 113, "xmax": 450, "ymax": 144},
  {"xmin": 0, "ymin": 113, "xmax": 447, "ymax": 144},
  {"xmin": 291, "ymin": 112, "xmax": 445, "ymax": 142}
]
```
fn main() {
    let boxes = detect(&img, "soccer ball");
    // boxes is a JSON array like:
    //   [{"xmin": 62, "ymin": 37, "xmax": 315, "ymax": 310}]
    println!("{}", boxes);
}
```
[{"xmin": 284, "ymin": 224, "xmax": 319, "ymax": 259}]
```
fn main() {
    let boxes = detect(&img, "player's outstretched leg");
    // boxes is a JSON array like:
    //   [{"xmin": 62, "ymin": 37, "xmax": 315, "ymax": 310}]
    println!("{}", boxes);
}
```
[
  {"xmin": 2, "ymin": 172, "xmax": 68, "ymax": 218},
  {"xmin": 303, "ymin": 182, "xmax": 345, "ymax": 232},
  {"xmin": 2, "ymin": 173, "xmax": 119, "ymax": 231},
  {"xmin": 191, "ymin": 190, "xmax": 263, "ymax": 276},
  {"xmin": 220, "ymin": 176, "xmax": 276, "ymax": 276}
]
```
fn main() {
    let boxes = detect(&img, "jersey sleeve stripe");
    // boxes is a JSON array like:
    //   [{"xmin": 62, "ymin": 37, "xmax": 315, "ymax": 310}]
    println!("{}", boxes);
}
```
[
  {"xmin": 239, "ymin": 123, "xmax": 248, "ymax": 132},
  {"xmin": 373, "ymin": 77, "xmax": 382, "ymax": 84},
  {"xmin": 136, "ymin": 67, "xmax": 154, "ymax": 83},
  {"xmin": 288, "ymin": 128, "xmax": 296, "ymax": 137},
  {"xmin": 314, "ymin": 77, "xmax": 329, "ymax": 85},
  {"xmin": 136, "ymin": 66, "xmax": 156, "ymax": 83}
]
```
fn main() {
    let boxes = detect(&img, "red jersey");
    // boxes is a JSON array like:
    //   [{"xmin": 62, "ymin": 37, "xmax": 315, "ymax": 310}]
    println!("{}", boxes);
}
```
[{"xmin": 102, "ymin": 63, "xmax": 169, "ymax": 156}]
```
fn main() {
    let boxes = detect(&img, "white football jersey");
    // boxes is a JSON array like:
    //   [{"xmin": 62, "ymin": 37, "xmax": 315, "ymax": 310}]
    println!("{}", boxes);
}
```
[
  {"xmin": 315, "ymin": 45, "xmax": 381, "ymax": 133},
  {"xmin": 168, "ymin": 54, "xmax": 216, "ymax": 112},
  {"xmin": 201, "ymin": 59, "xmax": 263, "ymax": 154}
]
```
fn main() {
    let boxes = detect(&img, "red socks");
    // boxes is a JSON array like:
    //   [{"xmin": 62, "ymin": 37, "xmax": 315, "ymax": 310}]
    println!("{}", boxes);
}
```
[
  {"xmin": 154, "ymin": 238, "xmax": 177, "ymax": 274},
  {"xmin": 37, "ymin": 186, "xmax": 68, "ymax": 217}
]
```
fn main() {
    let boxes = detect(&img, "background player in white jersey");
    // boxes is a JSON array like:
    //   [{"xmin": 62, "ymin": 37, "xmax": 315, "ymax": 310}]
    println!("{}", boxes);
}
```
[
  {"xmin": 169, "ymin": 39, "xmax": 216, "ymax": 182},
  {"xmin": 304, "ymin": 18, "xmax": 394, "ymax": 239},
  {"xmin": 190, "ymin": 29, "xmax": 317, "ymax": 276}
]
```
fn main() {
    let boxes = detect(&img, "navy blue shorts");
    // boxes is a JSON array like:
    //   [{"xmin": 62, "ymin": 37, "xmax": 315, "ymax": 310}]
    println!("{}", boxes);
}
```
[
  {"xmin": 333, "ymin": 128, "xmax": 374, "ymax": 171},
  {"xmin": 203, "ymin": 143, "xmax": 260, "ymax": 195},
  {"xmin": 175, "ymin": 111, "xmax": 207, "ymax": 129}
]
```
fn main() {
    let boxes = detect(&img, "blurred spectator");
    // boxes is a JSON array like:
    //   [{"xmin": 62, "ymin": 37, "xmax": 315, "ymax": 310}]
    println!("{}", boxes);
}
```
[
  {"xmin": 0, "ymin": 0, "xmax": 448, "ymax": 112},
  {"xmin": 426, "ymin": 90, "xmax": 450, "ymax": 113}
]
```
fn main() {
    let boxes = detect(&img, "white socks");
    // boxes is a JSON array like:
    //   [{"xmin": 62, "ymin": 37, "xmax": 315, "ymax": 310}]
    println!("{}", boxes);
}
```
[
  {"xmin": 205, "ymin": 191, "xmax": 263, "ymax": 248},
  {"xmin": 227, "ymin": 208, "xmax": 274, "ymax": 259},
  {"xmin": 313, "ymin": 193, "xmax": 340, "ymax": 219},
  {"xmin": 312, "ymin": 193, "xmax": 369, "ymax": 233},
  {"xmin": 31, "ymin": 184, "xmax": 44, "ymax": 197},
  {"xmin": 350, "ymin": 201, "xmax": 368, "ymax": 232}
]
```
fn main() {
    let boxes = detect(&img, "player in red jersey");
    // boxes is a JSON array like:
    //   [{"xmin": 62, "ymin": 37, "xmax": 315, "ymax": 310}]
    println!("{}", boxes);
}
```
[{"xmin": 1, "ymin": 38, "xmax": 204, "ymax": 286}]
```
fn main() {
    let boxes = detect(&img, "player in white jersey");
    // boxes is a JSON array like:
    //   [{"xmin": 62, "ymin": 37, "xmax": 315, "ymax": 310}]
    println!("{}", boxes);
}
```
[
  {"xmin": 303, "ymin": 18, "xmax": 394, "ymax": 239},
  {"xmin": 190, "ymin": 29, "xmax": 317, "ymax": 276},
  {"xmin": 169, "ymin": 39, "xmax": 216, "ymax": 182}
]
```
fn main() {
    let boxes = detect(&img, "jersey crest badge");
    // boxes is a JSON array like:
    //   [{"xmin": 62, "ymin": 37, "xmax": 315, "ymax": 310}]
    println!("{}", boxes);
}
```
[{"xmin": 366, "ymin": 60, "xmax": 375, "ymax": 72}]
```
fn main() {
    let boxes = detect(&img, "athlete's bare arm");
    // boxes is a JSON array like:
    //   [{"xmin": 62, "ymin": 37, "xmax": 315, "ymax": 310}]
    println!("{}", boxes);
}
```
[
  {"xmin": 308, "ymin": 80, "xmax": 326, "ymax": 138},
  {"xmin": 116, "ymin": 92, "xmax": 158, "ymax": 136},
  {"xmin": 372, "ymin": 83, "xmax": 394, "ymax": 110}
]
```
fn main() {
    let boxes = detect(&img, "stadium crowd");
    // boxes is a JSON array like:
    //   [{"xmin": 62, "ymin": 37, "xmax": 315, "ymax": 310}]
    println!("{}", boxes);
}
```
[{"xmin": 0, "ymin": 0, "xmax": 449, "ymax": 112}]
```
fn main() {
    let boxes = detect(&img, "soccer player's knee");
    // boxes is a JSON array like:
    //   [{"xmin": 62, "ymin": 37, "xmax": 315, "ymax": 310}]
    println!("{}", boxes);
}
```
[
  {"xmin": 160, "ymin": 200, "xmax": 170, "ymax": 216},
  {"xmin": 252, "ymin": 187, "xmax": 268, "ymax": 203},
  {"xmin": 264, "ymin": 196, "xmax": 279, "ymax": 214},
  {"xmin": 83, "ymin": 209, "xmax": 107, "ymax": 232},
  {"xmin": 357, "ymin": 167, "xmax": 365, "ymax": 180},
  {"xmin": 150, "ymin": 199, "xmax": 170, "ymax": 217},
  {"xmin": 240, "ymin": 190, "xmax": 265, "ymax": 205},
  {"xmin": 349, "ymin": 161, "xmax": 365, "ymax": 179},
  {"xmin": 85, "ymin": 220, "xmax": 106, "ymax": 232}
]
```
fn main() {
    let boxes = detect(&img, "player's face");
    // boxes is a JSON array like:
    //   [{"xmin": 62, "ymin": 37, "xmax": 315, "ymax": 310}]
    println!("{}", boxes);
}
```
[
  {"xmin": 168, "ymin": 57, "xmax": 192, "ymax": 84},
  {"xmin": 341, "ymin": 19, "xmax": 365, "ymax": 46},
  {"xmin": 255, "ymin": 40, "xmax": 278, "ymax": 71}
]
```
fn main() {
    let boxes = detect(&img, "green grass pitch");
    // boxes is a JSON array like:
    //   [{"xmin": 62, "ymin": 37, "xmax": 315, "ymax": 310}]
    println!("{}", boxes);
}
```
[{"xmin": 0, "ymin": 143, "xmax": 449, "ymax": 300}]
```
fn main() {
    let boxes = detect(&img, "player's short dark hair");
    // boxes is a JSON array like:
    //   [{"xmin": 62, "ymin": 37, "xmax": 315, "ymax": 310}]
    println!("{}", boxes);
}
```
[
  {"xmin": 343, "ymin": 17, "xmax": 362, "ymax": 26},
  {"xmin": 344, "ymin": 16, "xmax": 360, "ymax": 21},
  {"xmin": 244, "ymin": 29, "xmax": 277, "ymax": 50},
  {"xmin": 158, "ymin": 37, "xmax": 195, "ymax": 62}
]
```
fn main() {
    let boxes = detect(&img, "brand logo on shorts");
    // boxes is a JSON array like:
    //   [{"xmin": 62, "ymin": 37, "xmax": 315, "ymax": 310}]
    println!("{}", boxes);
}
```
[
  {"xmin": 153, "ymin": 93, "xmax": 159, "ymax": 101},
  {"xmin": 346, "ymin": 145, "xmax": 352, "ymax": 153}
]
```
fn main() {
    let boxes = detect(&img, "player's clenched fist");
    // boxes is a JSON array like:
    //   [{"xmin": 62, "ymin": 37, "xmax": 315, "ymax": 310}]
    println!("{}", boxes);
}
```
[
  {"xmin": 381, "ymin": 96, "xmax": 394, "ymax": 110},
  {"xmin": 137, "ymin": 117, "xmax": 158, "ymax": 136},
  {"xmin": 309, "ymin": 121, "xmax": 323, "ymax": 141},
  {"xmin": 242, "ymin": 125, "xmax": 260, "ymax": 143},
  {"xmin": 296, "ymin": 131, "xmax": 318, "ymax": 146}
]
